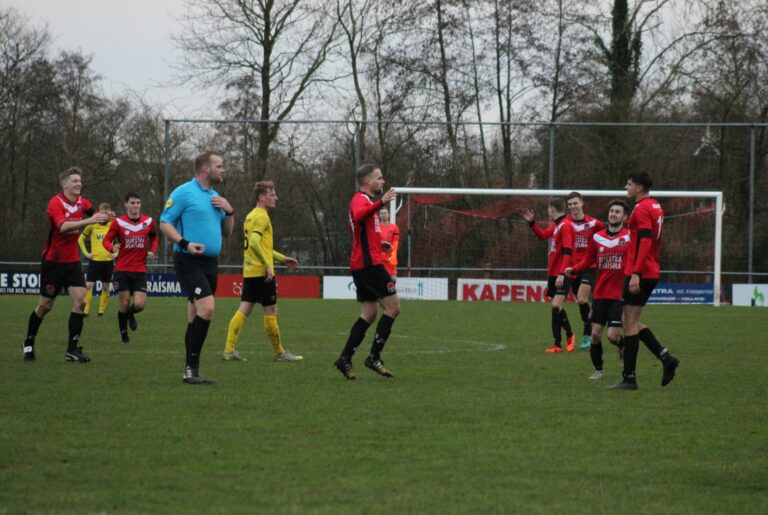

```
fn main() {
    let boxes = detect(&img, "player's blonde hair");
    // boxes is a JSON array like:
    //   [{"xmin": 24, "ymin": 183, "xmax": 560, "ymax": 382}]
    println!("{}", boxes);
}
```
[
  {"xmin": 59, "ymin": 166, "xmax": 82, "ymax": 184},
  {"xmin": 253, "ymin": 180, "xmax": 275, "ymax": 204}
]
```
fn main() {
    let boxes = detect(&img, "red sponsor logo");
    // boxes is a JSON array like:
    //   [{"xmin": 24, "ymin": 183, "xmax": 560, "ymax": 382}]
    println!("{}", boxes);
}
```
[
  {"xmin": 215, "ymin": 274, "xmax": 320, "ymax": 299},
  {"xmin": 460, "ymin": 280, "xmax": 575, "ymax": 303}
]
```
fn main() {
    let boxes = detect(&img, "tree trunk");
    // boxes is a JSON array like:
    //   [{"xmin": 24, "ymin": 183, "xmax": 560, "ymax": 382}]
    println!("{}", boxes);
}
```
[{"xmin": 435, "ymin": 0, "xmax": 461, "ymax": 185}]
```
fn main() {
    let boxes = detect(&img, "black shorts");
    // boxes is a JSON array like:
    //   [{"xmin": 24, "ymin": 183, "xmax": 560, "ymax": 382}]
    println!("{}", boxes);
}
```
[
  {"xmin": 113, "ymin": 271, "xmax": 147, "ymax": 294},
  {"xmin": 571, "ymin": 268, "xmax": 596, "ymax": 297},
  {"xmin": 174, "ymin": 253, "xmax": 218, "ymax": 301},
  {"xmin": 352, "ymin": 265, "xmax": 397, "ymax": 302},
  {"xmin": 546, "ymin": 275, "xmax": 572, "ymax": 298},
  {"xmin": 40, "ymin": 260, "xmax": 85, "ymax": 298},
  {"xmin": 86, "ymin": 260, "xmax": 114, "ymax": 283},
  {"xmin": 591, "ymin": 299, "xmax": 623, "ymax": 327},
  {"xmin": 241, "ymin": 276, "xmax": 277, "ymax": 306},
  {"xmin": 622, "ymin": 277, "xmax": 658, "ymax": 307}
]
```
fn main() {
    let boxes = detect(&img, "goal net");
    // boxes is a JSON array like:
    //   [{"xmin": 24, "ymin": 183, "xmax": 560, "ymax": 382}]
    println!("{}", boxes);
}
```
[{"xmin": 388, "ymin": 188, "xmax": 723, "ymax": 306}]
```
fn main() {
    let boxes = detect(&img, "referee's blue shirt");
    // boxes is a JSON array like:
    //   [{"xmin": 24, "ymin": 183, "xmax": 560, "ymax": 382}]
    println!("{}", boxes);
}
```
[{"xmin": 160, "ymin": 178, "xmax": 226, "ymax": 257}]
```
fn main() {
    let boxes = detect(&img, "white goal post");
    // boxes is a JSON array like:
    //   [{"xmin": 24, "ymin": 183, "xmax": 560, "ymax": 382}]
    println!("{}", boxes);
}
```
[{"xmin": 389, "ymin": 187, "xmax": 723, "ymax": 307}]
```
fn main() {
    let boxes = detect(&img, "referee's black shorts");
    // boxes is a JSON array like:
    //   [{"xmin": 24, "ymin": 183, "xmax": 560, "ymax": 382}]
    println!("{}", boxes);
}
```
[
  {"xmin": 40, "ymin": 260, "xmax": 85, "ymax": 298},
  {"xmin": 352, "ymin": 264, "xmax": 396, "ymax": 302},
  {"xmin": 622, "ymin": 276, "xmax": 658, "ymax": 307},
  {"xmin": 174, "ymin": 253, "xmax": 218, "ymax": 301},
  {"xmin": 86, "ymin": 260, "xmax": 114, "ymax": 283},
  {"xmin": 241, "ymin": 276, "xmax": 278, "ymax": 306}
]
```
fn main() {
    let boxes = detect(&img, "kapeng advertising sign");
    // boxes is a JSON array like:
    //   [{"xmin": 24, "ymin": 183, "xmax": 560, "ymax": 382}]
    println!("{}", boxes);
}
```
[{"xmin": 458, "ymin": 279, "xmax": 556, "ymax": 302}]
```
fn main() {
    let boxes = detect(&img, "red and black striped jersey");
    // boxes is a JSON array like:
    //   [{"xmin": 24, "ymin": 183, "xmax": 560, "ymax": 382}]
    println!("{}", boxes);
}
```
[
  {"xmin": 42, "ymin": 193, "xmax": 93, "ymax": 263},
  {"xmin": 569, "ymin": 214, "xmax": 604, "ymax": 263},
  {"xmin": 626, "ymin": 197, "xmax": 663, "ymax": 279},
  {"xmin": 530, "ymin": 216, "xmax": 575, "ymax": 276},
  {"xmin": 348, "ymin": 191, "xmax": 385, "ymax": 270},
  {"xmin": 573, "ymin": 228, "xmax": 630, "ymax": 300},
  {"xmin": 103, "ymin": 215, "xmax": 158, "ymax": 273}
]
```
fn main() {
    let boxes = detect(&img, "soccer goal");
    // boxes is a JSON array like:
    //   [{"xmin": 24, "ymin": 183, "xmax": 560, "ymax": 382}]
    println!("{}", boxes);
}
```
[{"xmin": 388, "ymin": 187, "xmax": 723, "ymax": 306}]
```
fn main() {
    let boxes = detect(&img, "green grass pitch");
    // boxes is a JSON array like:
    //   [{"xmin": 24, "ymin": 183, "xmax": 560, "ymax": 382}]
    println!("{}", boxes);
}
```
[{"xmin": 1, "ymin": 296, "xmax": 766, "ymax": 514}]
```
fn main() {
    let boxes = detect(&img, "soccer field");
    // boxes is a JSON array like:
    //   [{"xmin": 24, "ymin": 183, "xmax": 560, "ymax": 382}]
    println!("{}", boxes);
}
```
[{"xmin": 2, "ymin": 296, "xmax": 766, "ymax": 514}]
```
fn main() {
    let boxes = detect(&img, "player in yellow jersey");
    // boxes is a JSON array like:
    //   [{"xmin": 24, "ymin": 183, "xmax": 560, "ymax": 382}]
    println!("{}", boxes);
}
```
[
  {"xmin": 78, "ymin": 202, "xmax": 118, "ymax": 317},
  {"xmin": 223, "ymin": 181, "xmax": 302, "ymax": 362}
]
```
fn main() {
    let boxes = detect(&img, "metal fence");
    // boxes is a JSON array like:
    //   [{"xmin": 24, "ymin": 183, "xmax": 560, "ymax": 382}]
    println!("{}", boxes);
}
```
[{"xmin": 160, "ymin": 119, "xmax": 767, "ymax": 284}]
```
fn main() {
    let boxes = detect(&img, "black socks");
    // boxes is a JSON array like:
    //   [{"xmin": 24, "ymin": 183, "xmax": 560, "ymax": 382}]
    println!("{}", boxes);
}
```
[
  {"xmin": 622, "ymin": 334, "xmax": 640, "ymax": 378},
  {"xmin": 551, "ymin": 308, "xmax": 562, "ymax": 345},
  {"xmin": 370, "ymin": 315, "xmax": 395, "ymax": 359},
  {"xmin": 25, "ymin": 310, "xmax": 43, "ymax": 346},
  {"xmin": 67, "ymin": 312, "xmax": 85, "ymax": 352},
  {"xmin": 639, "ymin": 327, "xmax": 667, "ymax": 360},
  {"xmin": 579, "ymin": 302, "xmax": 591, "ymax": 336},
  {"xmin": 550, "ymin": 307, "xmax": 573, "ymax": 345},
  {"xmin": 118, "ymin": 312, "xmax": 129, "ymax": 342},
  {"xmin": 185, "ymin": 316, "xmax": 211, "ymax": 369},
  {"xmin": 590, "ymin": 342, "xmax": 603, "ymax": 370},
  {"xmin": 342, "ymin": 318, "xmax": 371, "ymax": 359}
]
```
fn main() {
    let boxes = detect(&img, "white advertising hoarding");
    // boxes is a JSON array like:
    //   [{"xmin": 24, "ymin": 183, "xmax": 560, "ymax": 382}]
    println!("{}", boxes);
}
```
[
  {"xmin": 323, "ymin": 276, "xmax": 448, "ymax": 300},
  {"xmin": 732, "ymin": 284, "xmax": 768, "ymax": 307}
]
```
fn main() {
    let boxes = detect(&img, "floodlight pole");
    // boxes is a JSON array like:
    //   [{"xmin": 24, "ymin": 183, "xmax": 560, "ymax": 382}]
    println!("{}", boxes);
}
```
[
  {"xmin": 163, "ymin": 119, "xmax": 170, "ymax": 267},
  {"xmin": 354, "ymin": 122, "xmax": 361, "ymax": 188},
  {"xmin": 748, "ymin": 127, "xmax": 755, "ymax": 284},
  {"xmin": 548, "ymin": 124, "xmax": 555, "ymax": 189},
  {"xmin": 715, "ymin": 192, "xmax": 723, "ymax": 306}
]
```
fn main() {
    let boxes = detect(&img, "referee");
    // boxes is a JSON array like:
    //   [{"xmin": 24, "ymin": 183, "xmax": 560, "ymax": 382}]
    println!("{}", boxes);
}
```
[{"xmin": 159, "ymin": 151, "xmax": 234, "ymax": 385}]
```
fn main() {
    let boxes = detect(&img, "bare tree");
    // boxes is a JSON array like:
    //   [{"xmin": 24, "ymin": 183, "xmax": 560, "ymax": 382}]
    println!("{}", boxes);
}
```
[
  {"xmin": 174, "ymin": 0, "xmax": 340, "ymax": 179},
  {"xmin": 335, "ymin": 0, "xmax": 376, "ymax": 161},
  {"xmin": 463, "ymin": 0, "xmax": 489, "ymax": 179}
]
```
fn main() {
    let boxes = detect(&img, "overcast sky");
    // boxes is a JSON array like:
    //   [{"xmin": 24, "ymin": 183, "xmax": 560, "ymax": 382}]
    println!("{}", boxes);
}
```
[{"xmin": 5, "ymin": 0, "xmax": 214, "ymax": 116}]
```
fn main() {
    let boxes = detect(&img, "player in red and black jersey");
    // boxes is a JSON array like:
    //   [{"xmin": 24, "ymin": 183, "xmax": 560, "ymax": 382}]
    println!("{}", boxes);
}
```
[
  {"xmin": 103, "ymin": 193, "xmax": 158, "ymax": 344},
  {"xmin": 566, "ymin": 192, "xmax": 605, "ymax": 350},
  {"xmin": 609, "ymin": 171, "xmax": 680, "ymax": 390},
  {"xmin": 566, "ymin": 200, "xmax": 629, "ymax": 379},
  {"xmin": 21, "ymin": 167, "xmax": 115, "ymax": 363},
  {"xmin": 334, "ymin": 164, "xmax": 400, "ymax": 380},
  {"xmin": 522, "ymin": 198, "xmax": 576, "ymax": 353}
]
